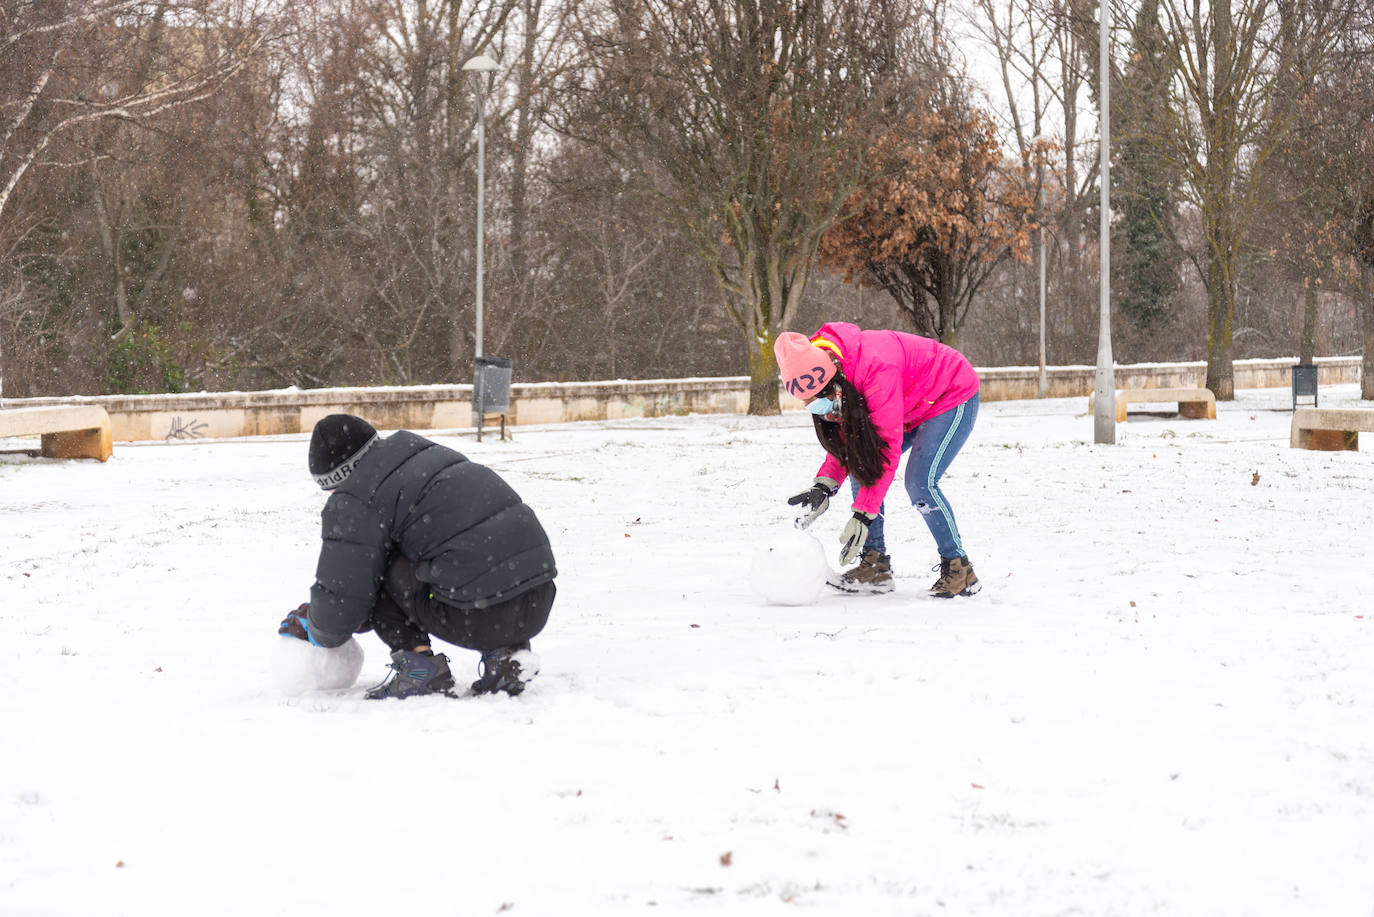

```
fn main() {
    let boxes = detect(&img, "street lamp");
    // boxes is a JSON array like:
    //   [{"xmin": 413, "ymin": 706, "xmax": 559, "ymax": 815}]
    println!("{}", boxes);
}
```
[
  {"xmin": 1092, "ymin": 0, "xmax": 1116, "ymax": 444},
  {"xmin": 1036, "ymin": 136, "xmax": 1047, "ymax": 399},
  {"xmin": 462, "ymin": 52, "xmax": 498, "ymax": 362}
]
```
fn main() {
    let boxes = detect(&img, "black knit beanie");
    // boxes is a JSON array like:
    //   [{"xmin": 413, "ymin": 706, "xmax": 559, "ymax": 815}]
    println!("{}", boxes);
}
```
[{"xmin": 309, "ymin": 414, "xmax": 379, "ymax": 490}]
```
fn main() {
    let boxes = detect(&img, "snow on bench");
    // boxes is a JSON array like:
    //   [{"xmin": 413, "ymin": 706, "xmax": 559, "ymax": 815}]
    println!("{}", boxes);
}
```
[
  {"xmin": 0, "ymin": 405, "xmax": 114, "ymax": 461},
  {"xmin": 1290, "ymin": 407, "xmax": 1374, "ymax": 451},
  {"xmin": 1088, "ymin": 387, "xmax": 1217, "ymax": 423}
]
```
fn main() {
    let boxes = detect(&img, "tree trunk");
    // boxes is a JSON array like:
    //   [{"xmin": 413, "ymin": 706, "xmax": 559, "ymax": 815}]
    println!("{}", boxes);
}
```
[
  {"xmin": 1204, "ymin": 236, "xmax": 1235, "ymax": 399},
  {"xmin": 934, "ymin": 248, "xmax": 957, "ymax": 346},
  {"xmin": 748, "ymin": 338, "xmax": 780, "ymax": 415},
  {"xmin": 1299, "ymin": 278, "xmax": 1317, "ymax": 364},
  {"xmin": 1362, "ymin": 265, "xmax": 1374, "ymax": 401},
  {"xmin": 450, "ymin": 298, "xmax": 468, "ymax": 383},
  {"xmin": 1202, "ymin": 0, "xmax": 1237, "ymax": 401},
  {"xmin": 93, "ymin": 186, "xmax": 134, "ymax": 335},
  {"xmin": 740, "ymin": 227, "xmax": 816, "ymax": 416},
  {"xmin": 1058, "ymin": 18, "xmax": 1092, "ymax": 365},
  {"xmin": 509, "ymin": 0, "xmax": 538, "ymax": 287},
  {"xmin": 940, "ymin": 287, "xmax": 959, "ymax": 349}
]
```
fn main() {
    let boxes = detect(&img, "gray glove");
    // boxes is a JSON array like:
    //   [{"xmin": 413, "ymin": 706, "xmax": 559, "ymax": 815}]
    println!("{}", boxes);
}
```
[
  {"xmin": 787, "ymin": 476, "xmax": 839, "ymax": 529},
  {"xmin": 839, "ymin": 511, "xmax": 878, "ymax": 565}
]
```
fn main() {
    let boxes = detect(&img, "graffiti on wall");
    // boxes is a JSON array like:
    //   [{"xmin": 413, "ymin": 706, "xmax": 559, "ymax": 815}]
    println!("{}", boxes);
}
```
[{"xmin": 166, "ymin": 416, "xmax": 209, "ymax": 441}]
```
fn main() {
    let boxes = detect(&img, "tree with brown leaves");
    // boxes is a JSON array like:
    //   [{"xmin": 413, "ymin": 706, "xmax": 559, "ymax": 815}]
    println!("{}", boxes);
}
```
[{"xmin": 818, "ymin": 94, "xmax": 1037, "ymax": 348}]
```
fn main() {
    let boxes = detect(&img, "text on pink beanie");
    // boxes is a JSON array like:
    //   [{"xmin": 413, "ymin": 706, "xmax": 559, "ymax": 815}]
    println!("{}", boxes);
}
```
[{"xmin": 774, "ymin": 332, "xmax": 837, "ymax": 399}]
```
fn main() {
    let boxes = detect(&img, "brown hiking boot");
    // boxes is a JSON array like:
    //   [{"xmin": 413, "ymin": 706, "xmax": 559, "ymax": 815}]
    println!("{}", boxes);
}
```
[
  {"xmin": 929, "ymin": 556, "xmax": 980, "ymax": 598},
  {"xmin": 827, "ymin": 549, "xmax": 894, "ymax": 595}
]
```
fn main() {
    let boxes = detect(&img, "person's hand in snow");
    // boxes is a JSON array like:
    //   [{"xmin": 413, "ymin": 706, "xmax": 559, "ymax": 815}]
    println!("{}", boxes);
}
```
[
  {"xmin": 838, "ymin": 511, "xmax": 877, "ymax": 565},
  {"xmin": 278, "ymin": 603, "xmax": 321, "ymax": 645},
  {"xmin": 787, "ymin": 477, "xmax": 839, "ymax": 529}
]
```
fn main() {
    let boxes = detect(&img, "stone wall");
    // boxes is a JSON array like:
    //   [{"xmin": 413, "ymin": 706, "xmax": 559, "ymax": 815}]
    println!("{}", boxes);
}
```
[{"xmin": 1, "ymin": 356, "xmax": 1360, "ymax": 443}]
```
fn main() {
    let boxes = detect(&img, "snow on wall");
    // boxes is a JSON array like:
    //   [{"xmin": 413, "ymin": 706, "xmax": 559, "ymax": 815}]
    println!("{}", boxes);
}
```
[{"xmin": 0, "ymin": 357, "xmax": 1361, "ymax": 443}]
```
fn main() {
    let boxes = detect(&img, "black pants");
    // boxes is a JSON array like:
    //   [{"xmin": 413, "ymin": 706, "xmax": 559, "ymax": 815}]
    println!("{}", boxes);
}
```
[{"xmin": 369, "ymin": 555, "xmax": 555, "ymax": 654}]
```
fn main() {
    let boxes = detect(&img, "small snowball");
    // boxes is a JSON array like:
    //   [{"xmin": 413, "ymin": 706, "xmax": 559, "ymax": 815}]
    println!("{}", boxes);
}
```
[
  {"xmin": 270, "ymin": 636, "xmax": 365, "ymax": 696},
  {"xmin": 747, "ymin": 526, "xmax": 831, "ymax": 606}
]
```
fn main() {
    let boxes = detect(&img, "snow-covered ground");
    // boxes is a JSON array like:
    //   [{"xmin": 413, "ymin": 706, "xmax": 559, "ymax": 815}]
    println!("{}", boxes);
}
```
[{"xmin": 2, "ymin": 386, "xmax": 1371, "ymax": 917}]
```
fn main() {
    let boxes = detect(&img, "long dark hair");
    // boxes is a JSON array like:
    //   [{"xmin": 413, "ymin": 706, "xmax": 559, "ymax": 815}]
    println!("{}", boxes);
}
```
[{"xmin": 812, "ymin": 371, "xmax": 888, "ymax": 488}]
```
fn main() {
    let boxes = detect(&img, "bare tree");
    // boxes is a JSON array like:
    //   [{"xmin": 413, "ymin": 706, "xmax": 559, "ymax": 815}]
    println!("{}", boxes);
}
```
[
  {"xmin": 564, "ymin": 0, "xmax": 909, "ymax": 413},
  {"xmin": 0, "ymin": 1, "xmax": 267, "ymax": 222},
  {"xmin": 1310, "ymin": 21, "xmax": 1374, "ymax": 397},
  {"xmin": 495, "ymin": 0, "xmax": 574, "ymax": 292},
  {"xmin": 363, "ymin": 0, "xmax": 520, "ymax": 379},
  {"xmin": 0, "ymin": 0, "xmax": 270, "ymax": 395},
  {"xmin": 507, "ymin": 138, "xmax": 737, "ymax": 380},
  {"xmin": 1118, "ymin": 0, "xmax": 1354, "ymax": 397},
  {"xmin": 971, "ymin": 0, "xmax": 1054, "ymax": 370},
  {"xmin": 970, "ymin": 0, "xmax": 1104, "ymax": 363}
]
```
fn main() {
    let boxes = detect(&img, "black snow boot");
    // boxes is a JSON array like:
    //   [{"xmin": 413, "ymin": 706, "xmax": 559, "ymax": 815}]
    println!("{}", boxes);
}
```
[{"xmin": 470, "ymin": 643, "xmax": 538, "ymax": 697}]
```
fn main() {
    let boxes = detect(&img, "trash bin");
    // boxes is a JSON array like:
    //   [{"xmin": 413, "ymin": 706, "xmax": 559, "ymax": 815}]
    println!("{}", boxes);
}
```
[
  {"xmin": 1291, "ymin": 363, "xmax": 1318, "ymax": 410},
  {"xmin": 473, "ymin": 356, "xmax": 512, "ymax": 441}
]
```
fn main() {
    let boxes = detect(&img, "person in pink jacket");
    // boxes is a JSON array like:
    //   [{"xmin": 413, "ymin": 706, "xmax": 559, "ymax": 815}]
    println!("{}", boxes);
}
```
[{"xmin": 774, "ymin": 322, "xmax": 981, "ymax": 598}]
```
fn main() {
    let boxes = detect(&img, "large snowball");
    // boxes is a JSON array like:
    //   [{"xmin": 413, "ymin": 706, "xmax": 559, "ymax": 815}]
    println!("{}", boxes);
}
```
[
  {"xmin": 747, "ymin": 526, "xmax": 831, "ymax": 606},
  {"xmin": 270, "ymin": 636, "xmax": 365, "ymax": 696}
]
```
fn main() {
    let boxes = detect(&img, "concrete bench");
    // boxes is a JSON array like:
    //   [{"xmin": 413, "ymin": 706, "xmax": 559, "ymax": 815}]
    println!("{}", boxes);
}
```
[
  {"xmin": 1089, "ymin": 387, "xmax": 1217, "ymax": 423},
  {"xmin": 1290, "ymin": 407, "xmax": 1374, "ymax": 451},
  {"xmin": 0, "ymin": 405, "xmax": 114, "ymax": 461}
]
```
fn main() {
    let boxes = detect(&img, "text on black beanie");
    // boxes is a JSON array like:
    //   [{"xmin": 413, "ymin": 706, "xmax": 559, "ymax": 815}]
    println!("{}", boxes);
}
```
[{"xmin": 309, "ymin": 414, "xmax": 379, "ymax": 490}]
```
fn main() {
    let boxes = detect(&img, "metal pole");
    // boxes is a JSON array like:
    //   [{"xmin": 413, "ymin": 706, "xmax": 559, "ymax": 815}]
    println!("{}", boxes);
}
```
[
  {"xmin": 1038, "ymin": 226, "xmax": 1047, "ymax": 398},
  {"xmin": 1035, "ymin": 137, "xmax": 1047, "ymax": 398},
  {"xmin": 1093, "ymin": 0, "xmax": 1116, "ymax": 444},
  {"xmin": 474, "ymin": 88, "xmax": 486, "ymax": 362}
]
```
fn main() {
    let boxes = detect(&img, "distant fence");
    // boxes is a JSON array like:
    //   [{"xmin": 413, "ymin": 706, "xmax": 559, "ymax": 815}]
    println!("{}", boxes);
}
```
[{"xmin": 0, "ymin": 356, "xmax": 1360, "ymax": 443}]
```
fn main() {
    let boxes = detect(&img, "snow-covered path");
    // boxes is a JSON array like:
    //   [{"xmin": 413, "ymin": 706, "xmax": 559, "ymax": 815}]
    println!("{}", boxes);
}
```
[{"xmin": 2, "ymin": 388, "xmax": 1371, "ymax": 916}]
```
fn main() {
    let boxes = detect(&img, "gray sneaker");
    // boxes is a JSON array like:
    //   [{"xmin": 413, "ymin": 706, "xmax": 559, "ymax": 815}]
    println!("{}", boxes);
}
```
[
  {"xmin": 365, "ymin": 650, "xmax": 456, "ymax": 699},
  {"xmin": 827, "ymin": 549, "xmax": 894, "ymax": 595}
]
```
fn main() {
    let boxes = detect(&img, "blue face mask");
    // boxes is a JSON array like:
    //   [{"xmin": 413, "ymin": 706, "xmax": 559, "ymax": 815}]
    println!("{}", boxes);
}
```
[{"xmin": 807, "ymin": 396, "xmax": 837, "ymax": 416}]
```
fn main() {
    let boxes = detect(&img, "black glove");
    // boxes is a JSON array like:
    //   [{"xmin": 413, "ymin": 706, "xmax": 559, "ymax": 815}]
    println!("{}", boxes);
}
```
[
  {"xmin": 278, "ymin": 603, "xmax": 321, "ymax": 646},
  {"xmin": 839, "ymin": 511, "xmax": 877, "ymax": 565},
  {"xmin": 786, "ymin": 476, "xmax": 839, "ymax": 529}
]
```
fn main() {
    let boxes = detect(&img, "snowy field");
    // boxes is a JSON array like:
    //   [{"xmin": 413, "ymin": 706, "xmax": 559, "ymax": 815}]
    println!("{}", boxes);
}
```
[{"xmin": 2, "ymin": 386, "xmax": 1372, "ymax": 917}]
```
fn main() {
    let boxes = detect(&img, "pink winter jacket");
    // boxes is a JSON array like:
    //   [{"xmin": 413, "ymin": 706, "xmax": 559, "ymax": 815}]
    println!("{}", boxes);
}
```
[{"xmin": 810, "ymin": 322, "xmax": 979, "ymax": 514}]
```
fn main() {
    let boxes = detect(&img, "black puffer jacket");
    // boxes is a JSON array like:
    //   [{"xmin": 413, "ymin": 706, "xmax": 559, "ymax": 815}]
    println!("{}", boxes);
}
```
[{"xmin": 306, "ymin": 431, "xmax": 556, "ymax": 647}]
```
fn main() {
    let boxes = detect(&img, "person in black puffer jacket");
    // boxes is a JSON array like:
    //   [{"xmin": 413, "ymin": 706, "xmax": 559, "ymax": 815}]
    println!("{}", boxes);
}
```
[{"xmin": 277, "ymin": 414, "xmax": 557, "ymax": 699}]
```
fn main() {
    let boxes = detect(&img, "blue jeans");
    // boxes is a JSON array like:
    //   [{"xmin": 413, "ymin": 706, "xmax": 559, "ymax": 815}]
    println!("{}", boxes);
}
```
[{"xmin": 852, "ymin": 393, "xmax": 978, "ymax": 559}]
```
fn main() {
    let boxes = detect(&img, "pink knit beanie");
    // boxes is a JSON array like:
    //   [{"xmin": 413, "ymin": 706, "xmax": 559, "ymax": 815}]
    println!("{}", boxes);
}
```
[{"xmin": 774, "ymin": 332, "xmax": 837, "ymax": 400}]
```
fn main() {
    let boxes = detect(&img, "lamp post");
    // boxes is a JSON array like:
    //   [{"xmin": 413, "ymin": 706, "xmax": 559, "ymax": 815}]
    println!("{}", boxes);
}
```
[
  {"xmin": 1092, "ymin": 0, "xmax": 1116, "ymax": 444},
  {"xmin": 1036, "ymin": 136, "xmax": 1047, "ymax": 399},
  {"xmin": 462, "ymin": 53, "xmax": 498, "ymax": 362}
]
